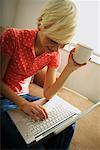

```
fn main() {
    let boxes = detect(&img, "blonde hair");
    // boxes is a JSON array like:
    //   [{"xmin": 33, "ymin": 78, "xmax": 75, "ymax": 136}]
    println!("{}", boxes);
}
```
[{"xmin": 37, "ymin": 0, "xmax": 77, "ymax": 44}]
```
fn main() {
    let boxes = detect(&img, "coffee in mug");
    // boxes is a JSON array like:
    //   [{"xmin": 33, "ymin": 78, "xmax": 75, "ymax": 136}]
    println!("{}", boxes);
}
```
[{"xmin": 72, "ymin": 43, "xmax": 93, "ymax": 64}]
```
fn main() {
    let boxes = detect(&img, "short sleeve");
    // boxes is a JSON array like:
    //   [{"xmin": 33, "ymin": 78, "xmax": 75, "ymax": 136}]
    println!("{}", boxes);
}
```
[
  {"xmin": 0, "ymin": 28, "xmax": 15, "ymax": 58},
  {"xmin": 47, "ymin": 52, "xmax": 61, "ymax": 68}
]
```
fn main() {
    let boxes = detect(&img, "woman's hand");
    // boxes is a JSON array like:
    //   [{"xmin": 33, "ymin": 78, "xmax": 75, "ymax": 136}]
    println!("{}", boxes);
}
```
[
  {"xmin": 20, "ymin": 101, "xmax": 48, "ymax": 121},
  {"xmin": 67, "ymin": 48, "xmax": 87, "ymax": 72}
]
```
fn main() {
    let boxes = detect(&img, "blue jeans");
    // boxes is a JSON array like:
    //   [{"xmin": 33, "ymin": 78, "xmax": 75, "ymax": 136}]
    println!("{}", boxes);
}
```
[{"xmin": 0, "ymin": 94, "xmax": 75, "ymax": 150}]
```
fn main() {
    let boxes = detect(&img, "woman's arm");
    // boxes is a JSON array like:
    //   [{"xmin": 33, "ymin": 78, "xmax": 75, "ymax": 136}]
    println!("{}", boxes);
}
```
[
  {"xmin": 1, "ymin": 53, "xmax": 48, "ymax": 120},
  {"xmin": 43, "ymin": 65, "xmax": 73, "ymax": 99},
  {"xmin": 1, "ymin": 53, "xmax": 28, "ymax": 106},
  {"xmin": 43, "ymin": 50, "xmax": 86, "ymax": 99}
]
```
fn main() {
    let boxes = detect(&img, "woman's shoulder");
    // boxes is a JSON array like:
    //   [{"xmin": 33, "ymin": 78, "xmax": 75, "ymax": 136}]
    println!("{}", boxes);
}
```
[
  {"xmin": 2, "ymin": 27, "xmax": 38, "ymax": 38},
  {"xmin": 16, "ymin": 28, "xmax": 38, "ymax": 36}
]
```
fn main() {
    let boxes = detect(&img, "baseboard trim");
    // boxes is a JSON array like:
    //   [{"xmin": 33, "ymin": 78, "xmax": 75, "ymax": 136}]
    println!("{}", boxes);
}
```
[{"xmin": 62, "ymin": 86, "xmax": 89, "ymax": 101}]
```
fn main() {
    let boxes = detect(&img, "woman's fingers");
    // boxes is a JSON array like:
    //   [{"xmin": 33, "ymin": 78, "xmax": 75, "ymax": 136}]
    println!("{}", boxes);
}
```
[
  {"xmin": 68, "ymin": 48, "xmax": 75, "ymax": 59},
  {"xmin": 30, "ymin": 111, "xmax": 41, "ymax": 121},
  {"xmin": 38, "ymin": 105, "xmax": 48, "ymax": 119},
  {"xmin": 31, "ymin": 104, "xmax": 48, "ymax": 120}
]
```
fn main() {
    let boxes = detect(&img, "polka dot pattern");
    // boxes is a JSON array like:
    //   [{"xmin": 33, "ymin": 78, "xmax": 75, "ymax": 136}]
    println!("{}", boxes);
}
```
[{"xmin": 1, "ymin": 28, "xmax": 61, "ymax": 94}]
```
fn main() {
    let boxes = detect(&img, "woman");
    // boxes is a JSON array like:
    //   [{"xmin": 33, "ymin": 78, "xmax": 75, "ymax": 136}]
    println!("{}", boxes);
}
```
[{"xmin": 0, "ymin": 0, "xmax": 86, "ymax": 149}]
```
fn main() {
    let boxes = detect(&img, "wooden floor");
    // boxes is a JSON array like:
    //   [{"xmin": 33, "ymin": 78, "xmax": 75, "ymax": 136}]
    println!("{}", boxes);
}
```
[{"xmin": 58, "ymin": 88, "xmax": 100, "ymax": 150}]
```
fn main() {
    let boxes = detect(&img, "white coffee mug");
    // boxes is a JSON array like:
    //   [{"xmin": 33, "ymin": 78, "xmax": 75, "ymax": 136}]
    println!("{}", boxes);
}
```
[{"xmin": 72, "ymin": 43, "xmax": 94, "ymax": 64}]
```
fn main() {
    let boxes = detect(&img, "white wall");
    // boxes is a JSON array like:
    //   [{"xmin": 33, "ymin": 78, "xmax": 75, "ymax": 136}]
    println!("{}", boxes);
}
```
[
  {"xmin": 13, "ymin": 0, "xmax": 46, "ymax": 28},
  {"xmin": 0, "ymin": 0, "xmax": 46, "ymax": 28},
  {"xmin": 73, "ymin": 0, "xmax": 100, "ymax": 55},
  {"xmin": 0, "ymin": 0, "xmax": 17, "ymax": 27}
]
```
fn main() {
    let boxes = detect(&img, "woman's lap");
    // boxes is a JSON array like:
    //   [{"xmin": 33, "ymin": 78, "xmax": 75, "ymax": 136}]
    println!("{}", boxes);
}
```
[
  {"xmin": 0, "ymin": 94, "xmax": 76, "ymax": 150},
  {"xmin": 0, "ymin": 94, "xmax": 41, "ymax": 111}
]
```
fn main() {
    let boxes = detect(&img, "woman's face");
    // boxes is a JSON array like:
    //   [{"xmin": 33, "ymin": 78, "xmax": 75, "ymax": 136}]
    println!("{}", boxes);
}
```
[{"xmin": 38, "ymin": 30, "xmax": 65, "ymax": 53}]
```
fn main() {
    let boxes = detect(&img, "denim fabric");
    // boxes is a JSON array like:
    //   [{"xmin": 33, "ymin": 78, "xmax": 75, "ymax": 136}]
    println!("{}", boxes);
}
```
[
  {"xmin": 0, "ymin": 94, "xmax": 75, "ymax": 150},
  {"xmin": 0, "ymin": 94, "xmax": 41, "ymax": 111}
]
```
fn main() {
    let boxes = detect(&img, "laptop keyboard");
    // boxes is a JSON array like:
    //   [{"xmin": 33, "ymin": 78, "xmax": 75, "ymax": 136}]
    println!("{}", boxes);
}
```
[{"xmin": 25, "ymin": 104, "xmax": 76, "ymax": 137}]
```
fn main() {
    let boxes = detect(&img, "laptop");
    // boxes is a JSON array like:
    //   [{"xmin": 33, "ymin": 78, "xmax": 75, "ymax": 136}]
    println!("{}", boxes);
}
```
[{"xmin": 7, "ymin": 95, "xmax": 100, "ymax": 145}]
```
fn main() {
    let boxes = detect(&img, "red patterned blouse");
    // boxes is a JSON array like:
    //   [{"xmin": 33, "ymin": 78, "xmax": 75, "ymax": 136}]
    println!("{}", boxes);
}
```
[{"xmin": 1, "ymin": 28, "xmax": 61, "ymax": 95}]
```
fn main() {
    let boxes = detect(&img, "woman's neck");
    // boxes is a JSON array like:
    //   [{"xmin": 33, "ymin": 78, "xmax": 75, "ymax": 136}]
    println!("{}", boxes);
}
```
[{"xmin": 35, "ymin": 31, "xmax": 45, "ymax": 56}]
